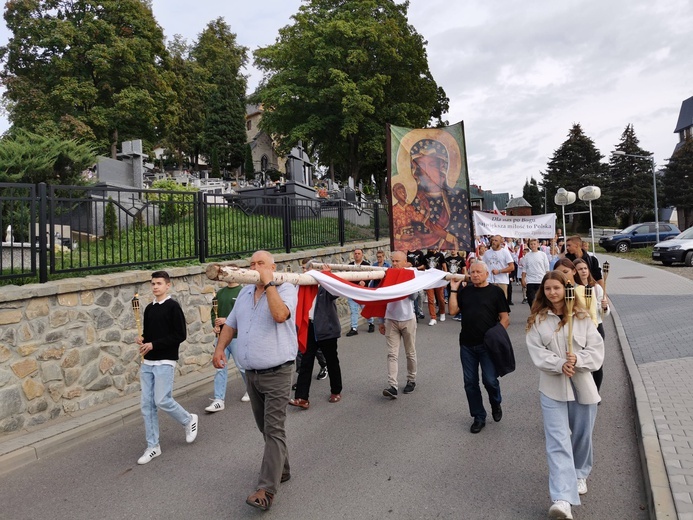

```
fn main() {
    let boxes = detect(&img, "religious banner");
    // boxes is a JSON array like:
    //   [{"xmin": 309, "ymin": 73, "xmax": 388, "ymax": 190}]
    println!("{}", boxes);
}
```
[
  {"xmin": 473, "ymin": 211, "xmax": 556, "ymax": 238},
  {"xmin": 387, "ymin": 122, "xmax": 472, "ymax": 252}
]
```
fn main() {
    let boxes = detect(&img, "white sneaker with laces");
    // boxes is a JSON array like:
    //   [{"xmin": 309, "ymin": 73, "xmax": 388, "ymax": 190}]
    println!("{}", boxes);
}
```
[
  {"xmin": 548, "ymin": 499, "xmax": 573, "ymax": 519},
  {"xmin": 137, "ymin": 446, "xmax": 161, "ymax": 465},
  {"xmin": 204, "ymin": 399, "xmax": 225, "ymax": 412},
  {"xmin": 241, "ymin": 392, "xmax": 250, "ymax": 402},
  {"xmin": 185, "ymin": 413, "xmax": 199, "ymax": 443},
  {"xmin": 428, "ymin": 319, "xmax": 437, "ymax": 326},
  {"xmin": 439, "ymin": 314, "xmax": 446, "ymax": 322},
  {"xmin": 577, "ymin": 478, "xmax": 587, "ymax": 495}
]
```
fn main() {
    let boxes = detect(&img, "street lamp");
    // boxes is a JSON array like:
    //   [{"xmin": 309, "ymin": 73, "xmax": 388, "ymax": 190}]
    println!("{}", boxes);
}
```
[
  {"xmin": 554, "ymin": 188, "xmax": 576, "ymax": 245},
  {"xmin": 612, "ymin": 151, "xmax": 659, "ymax": 243},
  {"xmin": 578, "ymin": 186, "xmax": 601, "ymax": 254}
]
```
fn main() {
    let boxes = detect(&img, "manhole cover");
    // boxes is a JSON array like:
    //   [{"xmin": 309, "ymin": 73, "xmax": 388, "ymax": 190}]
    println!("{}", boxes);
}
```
[{"xmin": 618, "ymin": 276, "xmax": 645, "ymax": 279}]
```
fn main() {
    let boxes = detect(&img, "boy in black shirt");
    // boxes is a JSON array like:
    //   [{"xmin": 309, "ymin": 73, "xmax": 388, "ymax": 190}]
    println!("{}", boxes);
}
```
[{"xmin": 136, "ymin": 271, "xmax": 198, "ymax": 464}]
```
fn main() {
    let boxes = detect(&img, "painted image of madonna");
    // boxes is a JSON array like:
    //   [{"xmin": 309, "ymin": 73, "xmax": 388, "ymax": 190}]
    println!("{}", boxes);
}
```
[{"xmin": 390, "ymin": 125, "xmax": 471, "ymax": 252}]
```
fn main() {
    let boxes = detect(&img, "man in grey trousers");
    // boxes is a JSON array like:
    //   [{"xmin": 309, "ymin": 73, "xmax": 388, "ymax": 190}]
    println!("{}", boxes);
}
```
[{"xmin": 214, "ymin": 250, "xmax": 298, "ymax": 512}]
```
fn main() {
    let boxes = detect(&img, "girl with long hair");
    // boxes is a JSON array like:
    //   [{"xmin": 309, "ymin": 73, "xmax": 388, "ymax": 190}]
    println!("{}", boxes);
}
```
[
  {"xmin": 526, "ymin": 271, "xmax": 604, "ymax": 519},
  {"xmin": 573, "ymin": 258, "xmax": 609, "ymax": 391}
]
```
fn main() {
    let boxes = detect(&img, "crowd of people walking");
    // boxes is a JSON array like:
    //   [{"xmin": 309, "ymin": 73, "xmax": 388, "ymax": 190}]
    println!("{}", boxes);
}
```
[{"xmin": 134, "ymin": 235, "xmax": 608, "ymax": 518}]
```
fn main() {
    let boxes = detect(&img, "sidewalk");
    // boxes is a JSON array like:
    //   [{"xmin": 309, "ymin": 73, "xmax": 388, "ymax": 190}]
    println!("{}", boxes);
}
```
[{"xmin": 601, "ymin": 254, "xmax": 693, "ymax": 520}]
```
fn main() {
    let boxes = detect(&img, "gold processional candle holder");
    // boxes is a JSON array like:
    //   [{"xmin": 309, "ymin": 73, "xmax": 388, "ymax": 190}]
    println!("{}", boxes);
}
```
[
  {"xmin": 601, "ymin": 261, "xmax": 610, "ymax": 316},
  {"xmin": 564, "ymin": 282, "xmax": 575, "ymax": 355},
  {"xmin": 584, "ymin": 285, "xmax": 593, "ymax": 314},
  {"xmin": 132, "ymin": 293, "xmax": 143, "ymax": 361},
  {"xmin": 212, "ymin": 295, "xmax": 219, "ymax": 337}
]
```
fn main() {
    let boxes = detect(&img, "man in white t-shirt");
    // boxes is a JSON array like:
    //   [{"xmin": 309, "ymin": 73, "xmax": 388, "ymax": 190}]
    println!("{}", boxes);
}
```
[
  {"xmin": 521, "ymin": 238, "xmax": 550, "ymax": 306},
  {"xmin": 482, "ymin": 235, "xmax": 514, "ymax": 299}
]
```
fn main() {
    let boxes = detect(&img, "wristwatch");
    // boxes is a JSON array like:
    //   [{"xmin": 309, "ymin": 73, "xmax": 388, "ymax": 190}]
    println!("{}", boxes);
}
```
[{"xmin": 264, "ymin": 281, "xmax": 278, "ymax": 290}]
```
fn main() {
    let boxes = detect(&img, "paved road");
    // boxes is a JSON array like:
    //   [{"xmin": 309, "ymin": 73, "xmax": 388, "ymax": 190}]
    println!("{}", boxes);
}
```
[
  {"xmin": 603, "ymin": 254, "xmax": 693, "ymax": 519},
  {"xmin": 1, "ymin": 295, "xmax": 647, "ymax": 519}
]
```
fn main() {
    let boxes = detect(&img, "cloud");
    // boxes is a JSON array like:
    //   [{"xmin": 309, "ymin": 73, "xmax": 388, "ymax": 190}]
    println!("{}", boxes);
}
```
[{"xmin": 1, "ymin": 0, "xmax": 691, "ymax": 201}]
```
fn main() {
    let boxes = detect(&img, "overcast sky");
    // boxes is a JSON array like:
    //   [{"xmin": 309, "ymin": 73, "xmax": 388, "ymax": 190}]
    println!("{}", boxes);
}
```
[{"xmin": 2, "ymin": 0, "xmax": 692, "ymax": 198}]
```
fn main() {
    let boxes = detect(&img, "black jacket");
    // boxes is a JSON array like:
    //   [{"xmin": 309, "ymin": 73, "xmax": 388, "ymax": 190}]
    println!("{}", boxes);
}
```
[
  {"xmin": 312, "ymin": 287, "xmax": 341, "ymax": 341},
  {"xmin": 483, "ymin": 323, "xmax": 515, "ymax": 377}
]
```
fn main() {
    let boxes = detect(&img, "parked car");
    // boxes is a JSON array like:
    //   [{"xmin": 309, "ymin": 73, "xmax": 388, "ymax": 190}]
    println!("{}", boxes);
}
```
[
  {"xmin": 599, "ymin": 222, "xmax": 681, "ymax": 253},
  {"xmin": 652, "ymin": 226, "xmax": 693, "ymax": 266}
]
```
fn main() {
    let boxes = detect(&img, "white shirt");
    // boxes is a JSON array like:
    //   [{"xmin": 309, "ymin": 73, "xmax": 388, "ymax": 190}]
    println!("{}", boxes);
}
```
[
  {"xmin": 483, "ymin": 248, "xmax": 514, "ymax": 284},
  {"xmin": 523, "ymin": 250, "xmax": 550, "ymax": 284},
  {"xmin": 384, "ymin": 296, "xmax": 415, "ymax": 321}
]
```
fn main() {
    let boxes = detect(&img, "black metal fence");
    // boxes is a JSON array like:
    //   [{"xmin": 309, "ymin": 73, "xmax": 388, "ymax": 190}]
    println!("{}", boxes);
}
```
[{"xmin": 0, "ymin": 182, "xmax": 388, "ymax": 284}]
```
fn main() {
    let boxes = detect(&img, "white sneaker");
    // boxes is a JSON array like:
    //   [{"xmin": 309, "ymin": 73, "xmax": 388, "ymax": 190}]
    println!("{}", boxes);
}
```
[
  {"xmin": 548, "ymin": 500, "xmax": 573, "ymax": 519},
  {"xmin": 439, "ymin": 314, "xmax": 446, "ymax": 322},
  {"xmin": 185, "ymin": 413, "xmax": 199, "ymax": 443},
  {"xmin": 137, "ymin": 446, "xmax": 161, "ymax": 465},
  {"xmin": 241, "ymin": 392, "xmax": 250, "ymax": 402},
  {"xmin": 428, "ymin": 319, "xmax": 437, "ymax": 326},
  {"xmin": 204, "ymin": 399, "xmax": 225, "ymax": 412},
  {"xmin": 577, "ymin": 478, "xmax": 587, "ymax": 495}
]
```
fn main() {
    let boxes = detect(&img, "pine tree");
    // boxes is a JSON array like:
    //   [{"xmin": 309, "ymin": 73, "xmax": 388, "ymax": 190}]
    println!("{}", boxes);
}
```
[
  {"xmin": 608, "ymin": 125, "xmax": 655, "ymax": 226},
  {"xmin": 522, "ymin": 177, "xmax": 543, "ymax": 214},
  {"xmin": 661, "ymin": 137, "xmax": 693, "ymax": 229},
  {"xmin": 541, "ymin": 124, "xmax": 610, "ymax": 231}
]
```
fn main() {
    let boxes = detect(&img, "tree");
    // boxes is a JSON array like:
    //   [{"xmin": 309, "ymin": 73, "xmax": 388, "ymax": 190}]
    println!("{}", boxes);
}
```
[
  {"xmin": 244, "ymin": 144, "xmax": 255, "ymax": 179},
  {"xmin": 607, "ymin": 125, "xmax": 655, "ymax": 226},
  {"xmin": 541, "ymin": 124, "xmax": 611, "ymax": 231},
  {"xmin": 192, "ymin": 18, "xmax": 248, "ymax": 175},
  {"xmin": 252, "ymin": 0, "xmax": 448, "ymax": 190},
  {"xmin": 522, "ymin": 177, "xmax": 543, "ymax": 214},
  {"xmin": 0, "ymin": 130, "xmax": 97, "ymax": 184},
  {"xmin": 161, "ymin": 35, "xmax": 208, "ymax": 171},
  {"xmin": 661, "ymin": 137, "xmax": 693, "ymax": 230},
  {"xmin": 0, "ymin": 0, "xmax": 175, "ymax": 157}
]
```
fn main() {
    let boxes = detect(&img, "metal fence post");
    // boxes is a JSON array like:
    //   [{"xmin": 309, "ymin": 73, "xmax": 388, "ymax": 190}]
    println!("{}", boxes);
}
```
[
  {"xmin": 197, "ymin": 191, "xmax": 206, "ymax": 263},
  {"xmin": 38, "ymin": 183, "xmax": 48, "ymax": 283},
  {"xmin": 338, "ymin": 200, "xmax": 345, "ymax": 246},
  {"xmin": 374, "ymin": 201, "xmax": 380, "ymax": 241},
  {"xmin": 283, "ymin": 197, "xmax": 292, "ymax": 253}
]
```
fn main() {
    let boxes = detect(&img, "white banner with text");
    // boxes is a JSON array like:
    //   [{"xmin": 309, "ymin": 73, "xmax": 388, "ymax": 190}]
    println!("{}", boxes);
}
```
[{"xmin": 473, "ymin": 211, "xmax": 556, "ymax": 238}]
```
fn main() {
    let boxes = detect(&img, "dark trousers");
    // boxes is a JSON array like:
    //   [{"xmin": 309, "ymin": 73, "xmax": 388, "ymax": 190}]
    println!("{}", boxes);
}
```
[
  {"xmin": 526, "ymin": 283, "xmax": 541, "ymax": 307},
  {"xmin": 507, "ymin": 278, "xmax": 514, "ymax": 304},
  {"xmin": 296, "ymin": 349, "xmax": 326, "ymax": 370},
  {"xmin": 460, "ymin": 343, "xmax": 502, "ymax": 423},
  {"xmin": 592, "ymin": 322, "xmax": 606, "ymax": 391},
  {"xmin": 295, "ymin": 321, "xmax": 342, "ymax": 400},
  {"xmin": 246, "ymin": 363, "xmax": 293, "ymax": 495}
]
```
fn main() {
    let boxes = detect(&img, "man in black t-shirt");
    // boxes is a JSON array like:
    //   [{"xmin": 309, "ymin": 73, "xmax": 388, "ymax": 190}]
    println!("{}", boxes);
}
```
[
  {"xmin": 406, "ymin": 250, "xmax": 426, "ymax": 319},
  {"xmin": 424, "ymin": 248, "xmax": 447, "ymax": 325},
  {"xmin": 449, "ymin": 261, "xmax": 510, "ymax": 434}
]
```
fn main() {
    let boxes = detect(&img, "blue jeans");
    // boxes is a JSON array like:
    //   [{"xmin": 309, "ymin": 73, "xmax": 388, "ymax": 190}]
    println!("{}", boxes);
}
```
[
  {"xmin": 348, "ymin": 298, "xmax": 373, "ymax": 329},
  {"xmin": 213, "ymin": 338, "xmax": 247, "ymax": 400},
  {"xmin": 460, "ymin": 343, "xmax": 501, "ymax": 422},
  {"xmin": 540, "ymin": 392, "xmax": 597, "ymax": 505},
  {"xmin": 140, "ymin": 363, "xmax": 192, "ymax": 448}
]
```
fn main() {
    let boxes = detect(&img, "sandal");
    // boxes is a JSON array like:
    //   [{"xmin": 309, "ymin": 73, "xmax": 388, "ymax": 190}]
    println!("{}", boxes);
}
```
[
  {"xmin": 288, "ymin": 398, "xmax": 310, "ymax": 409},
  {"xmin": 329, "ymin": 394, "xmax": 341, "ymax": 403},
  {"xmin": 246, "ymin": 489, "xmax": 274, "ymax": 511}
]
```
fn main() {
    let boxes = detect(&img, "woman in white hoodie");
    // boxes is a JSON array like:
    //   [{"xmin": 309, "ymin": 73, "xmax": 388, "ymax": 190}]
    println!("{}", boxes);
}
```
[{"xmin": 526, "ymin": 271, "xmax": 604, "ymax": 520}]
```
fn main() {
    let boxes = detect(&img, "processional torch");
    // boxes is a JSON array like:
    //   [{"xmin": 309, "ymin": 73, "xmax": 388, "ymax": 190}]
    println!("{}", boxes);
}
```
[
  {"xmin": 132, "ymin": 293, "xmax": 143, "ymax": 361},
  {"xmin": 564, "ymin": 282, "xmax": 575, "ymax": 355},
  {"xmin": 601, "ymin": 261, "xmax": 610, "ymax": 317},
  {"xmin": 212, "ymin": 295, "xmax": 219, "ymax": 338},
  {"xmin": 584, "ymin": 285, "xmax": 593, "ymax": 315}
]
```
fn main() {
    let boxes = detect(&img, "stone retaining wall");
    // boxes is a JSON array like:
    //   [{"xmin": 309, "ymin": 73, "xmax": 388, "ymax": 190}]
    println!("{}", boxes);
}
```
[{"xmin": 0, "ymin": 241, "xmax": 389, "ymax": 435}]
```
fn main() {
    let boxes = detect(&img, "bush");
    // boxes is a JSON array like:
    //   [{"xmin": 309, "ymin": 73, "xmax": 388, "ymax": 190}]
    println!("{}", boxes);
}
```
[{"xmin": 147, "ymin": 180, "xmax": 198, "ymax": 225}]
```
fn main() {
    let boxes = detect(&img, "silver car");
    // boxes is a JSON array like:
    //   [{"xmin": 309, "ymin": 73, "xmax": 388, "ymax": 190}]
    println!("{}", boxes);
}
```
[{"xmin": 652, "ymin": 226, "xmax": 693, "ymax": 266}]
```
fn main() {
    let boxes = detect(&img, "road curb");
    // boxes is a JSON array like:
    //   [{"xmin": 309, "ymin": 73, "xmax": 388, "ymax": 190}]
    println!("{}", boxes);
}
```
[{"xmin": 610, "ymin": 304, "xmax": 677, "ymax": 519}]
